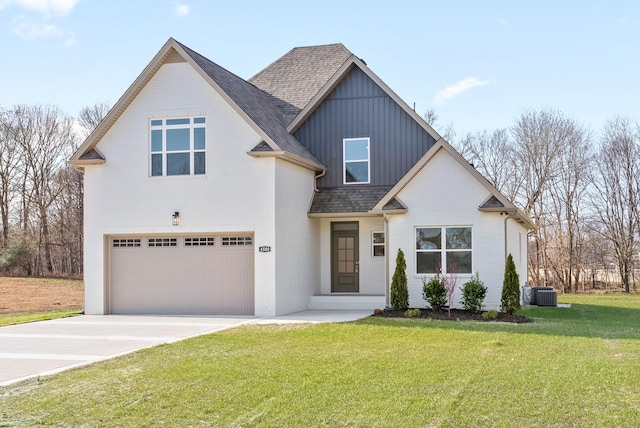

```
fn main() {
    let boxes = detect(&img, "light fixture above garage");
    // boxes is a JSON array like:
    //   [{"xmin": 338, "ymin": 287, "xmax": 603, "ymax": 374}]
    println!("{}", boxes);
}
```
[{"xmin": 172, "ymin": 211, "xmax": 180, "ymax": 226}]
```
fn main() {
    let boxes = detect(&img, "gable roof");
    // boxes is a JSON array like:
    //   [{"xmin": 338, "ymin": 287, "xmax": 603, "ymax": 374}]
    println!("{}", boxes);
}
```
[
  {"xmin": 308, "ymin": 186, "xmax": 407, "ymax": 217},
  {"xmin": 249, "ymin": 43, "xmax": 353, "ymax": 124},
  {"xmin": 69, "ymin": 38, "xmax": 324, "ymax": 170},
  {"xmin": 372, "ymin": 139, "xmax": 535, "ymax": 229}
]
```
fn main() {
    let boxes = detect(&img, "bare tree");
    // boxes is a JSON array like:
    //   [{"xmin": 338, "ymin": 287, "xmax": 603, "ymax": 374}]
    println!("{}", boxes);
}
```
[
  {"xmin": 78, "ymin": 102, "xmax": 110, "ymax": 139},
  {"xmin": 0, "ymin": 107, "xmax": 23, "ymax": 247},
  {"xmin": 590, "ymin": 117, "xmax": 640, "ymax": 293},
  {"xmin": 5, "ymin": 105, "xmax": 77, "ymax": 274},
  {"xmin": 510, "ymin": 109, "xmax": 579, "ymax": 286}
]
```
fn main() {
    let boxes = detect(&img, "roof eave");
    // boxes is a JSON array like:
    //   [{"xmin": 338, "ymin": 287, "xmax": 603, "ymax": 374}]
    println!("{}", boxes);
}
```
[
  {"xmin": 247, "ymin": 150, "xmax": 325, "ymax": 171},
  {"xmin": 67, "ymin": 158, "xmax": 106, "ymax": 166},
  {"xmin": 477, "ymin": 206, "xmax": 536, "ymax": 230},
  {"xmin": 308, "ymin": 211, "xmax": 382, "ymax": 218}
]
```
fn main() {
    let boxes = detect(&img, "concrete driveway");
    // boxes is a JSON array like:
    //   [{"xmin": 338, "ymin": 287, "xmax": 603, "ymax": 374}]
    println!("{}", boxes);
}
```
[{"xmin": 0, "ymin": 310, "xmax": 370, "ymax": 386}]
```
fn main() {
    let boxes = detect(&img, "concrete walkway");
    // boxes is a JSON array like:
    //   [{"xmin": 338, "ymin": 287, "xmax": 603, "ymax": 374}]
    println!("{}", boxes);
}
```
[{"xmin": 0, "ymin": 310, "xmax": 370, "ymax": 386}]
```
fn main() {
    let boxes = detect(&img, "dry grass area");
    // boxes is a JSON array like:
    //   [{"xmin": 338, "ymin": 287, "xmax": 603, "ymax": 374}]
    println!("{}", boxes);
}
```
[{"xmin": 0, "ymin": 276, "xmax": 83, "ymax": 314}]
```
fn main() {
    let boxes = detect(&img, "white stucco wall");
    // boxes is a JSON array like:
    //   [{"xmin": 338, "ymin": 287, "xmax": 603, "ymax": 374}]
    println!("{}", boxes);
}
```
[
  {"xmin": 318, "ymin": 217, "xmax": 386, "ymax": 295},
  {"xmin": 387, "ymin": 148, "xmax": 529, "ymax": 310},
  {"xmin": 83, "ymin": 62, "xmax": 279, "ymax": 316},
  {"xmin": 273, "ymin": 159, "xmax": 319, "ymax": 315}
]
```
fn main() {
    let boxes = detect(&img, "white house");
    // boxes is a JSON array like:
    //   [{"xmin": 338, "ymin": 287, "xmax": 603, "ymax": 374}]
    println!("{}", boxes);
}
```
[{"xmin": 69, "ymin": 38, "xmax": 533, "ymax": 316}]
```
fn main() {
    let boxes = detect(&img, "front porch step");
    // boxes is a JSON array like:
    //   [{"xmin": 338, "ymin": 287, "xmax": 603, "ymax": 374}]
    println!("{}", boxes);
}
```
[{"xmin": 308, "ymin": 295, "xmax": 385, "ymax": 311}]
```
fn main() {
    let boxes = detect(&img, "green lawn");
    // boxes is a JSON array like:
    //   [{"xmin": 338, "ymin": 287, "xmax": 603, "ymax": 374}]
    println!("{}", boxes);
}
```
[
  {"xmin": 1, "ymin": 295, "xmax": 639, "ymax": 427},
  {"xmin": 0, "ymin": 310, "xmax": 82, "ymax": 327}
]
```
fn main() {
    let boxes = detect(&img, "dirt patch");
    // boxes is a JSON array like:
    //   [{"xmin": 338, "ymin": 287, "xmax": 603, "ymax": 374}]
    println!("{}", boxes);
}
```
[
  {"xmin": 0, "ymin": 276, "xmax": 83, "ymax": 314},
  {"xmin": 374, "ymin": 308, "xmax": 532, "ymax": 323}
]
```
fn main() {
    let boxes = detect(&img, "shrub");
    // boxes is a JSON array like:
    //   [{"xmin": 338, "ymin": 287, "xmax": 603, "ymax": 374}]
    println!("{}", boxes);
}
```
[
  {"xmin": 422, "ymin": 276, "xmax": 446, "ymax": 311},
  {"xmin": 0, "ymin": 231, "xmax": 34, "ymax": 274},
  {"xmin": 482, "ymin": 310, "xmax": 499, "ymax": 320},
  {"xmin": 390, "ymin": 249, "xmax": 409, "ymax": 310},
  {"xmin": 404, "ymin": 308, "xmax": 421, "ymax": 318},
  {"xmin": 501, "ymin": 253, "xmax": 521, "ymax": 315},
  {"xmin": 460, "ymin": 272, "xmax": 487, "ymax": 312}
]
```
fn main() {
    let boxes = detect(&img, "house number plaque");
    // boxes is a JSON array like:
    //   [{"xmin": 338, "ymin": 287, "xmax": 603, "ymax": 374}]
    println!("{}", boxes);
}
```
[{"xmin": 259, "ymin": 246, "xmax": 272, "ymax": 253}]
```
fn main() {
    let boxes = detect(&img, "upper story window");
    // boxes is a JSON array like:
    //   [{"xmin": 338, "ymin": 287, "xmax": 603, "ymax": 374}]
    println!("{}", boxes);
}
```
[
  {"xmin": 343, "ymin": 137, "xmax": 370, "ymax": 184},
  {"xmin": 150, "ymin": 117, "xmax": 206, "ymax": 177},
  {"xmin": 416, "ymin": 227, "xmax": 472, "ymax": 275}
]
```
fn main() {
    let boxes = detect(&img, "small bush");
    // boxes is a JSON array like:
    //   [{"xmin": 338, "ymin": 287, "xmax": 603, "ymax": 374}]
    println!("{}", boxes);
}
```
[
  {"xmin": 460, "ymin": 272, "xmax": 487, "ymax": 312},
  {"xmin": 482, "ymin": 310, "xmax": 499, "ymax": 320},
  {"xmin": 501, "ymin": 253, "xmax": 521, "ymax": 315},
  {"xmin": 404, "ymin": 308, "xmax": 421, "ymax": 318},
  {"xmin": 422, "ymin": 276, "xmax": 446, "ymax": 311},
  {"xmin": 390, "ymin": 249, "xmax": 409, "ymax": 310}
]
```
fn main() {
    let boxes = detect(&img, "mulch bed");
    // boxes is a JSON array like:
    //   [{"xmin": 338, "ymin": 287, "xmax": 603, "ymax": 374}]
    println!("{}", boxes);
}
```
[{"xmin": 373, "ymin": 308, "xmax": 532, "ymax": 323}]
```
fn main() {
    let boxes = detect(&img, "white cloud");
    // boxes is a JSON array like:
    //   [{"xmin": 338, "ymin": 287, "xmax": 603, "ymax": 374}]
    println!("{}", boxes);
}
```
[
  {"xmin": 13, "ymin": 19, "xmax": 62, "ymax": 39},
  {"xmin": 174, "ymin": 3, "xmax": 189, "ymax": 17},
  {"xmin": 0, "ymin": 0, "xmax": 80, "ymax": 16},
  {"xmin": 434, "ymin": 77, "xmax": 491, "ymax": 105}
]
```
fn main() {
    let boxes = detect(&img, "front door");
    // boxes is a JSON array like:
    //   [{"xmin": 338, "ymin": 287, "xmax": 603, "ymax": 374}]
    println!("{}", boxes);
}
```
[{"xmin": 331, "ymin": 222, "xmax": 359, "ymax": 292}]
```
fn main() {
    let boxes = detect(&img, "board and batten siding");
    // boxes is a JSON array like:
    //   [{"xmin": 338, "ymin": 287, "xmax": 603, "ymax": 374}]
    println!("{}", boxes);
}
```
[{"xmin": 294, "ymin": 67, "xmax": 437, "ymax": 188}]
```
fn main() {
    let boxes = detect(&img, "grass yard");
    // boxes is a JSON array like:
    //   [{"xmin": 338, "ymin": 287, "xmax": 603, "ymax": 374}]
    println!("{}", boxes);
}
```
[{"xmin": 1, "ymin": 295, "xmax": 640, "ymax": 427}]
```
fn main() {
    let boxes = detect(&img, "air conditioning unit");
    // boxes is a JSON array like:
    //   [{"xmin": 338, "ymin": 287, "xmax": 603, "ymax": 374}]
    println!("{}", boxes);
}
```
[
  {"xmin": 537, "ymin": 290, "xmax": 557, "ymax": 307},
  {"xmin": 531, "ymin": 286, "xmax": 554, "ymax": 305}
]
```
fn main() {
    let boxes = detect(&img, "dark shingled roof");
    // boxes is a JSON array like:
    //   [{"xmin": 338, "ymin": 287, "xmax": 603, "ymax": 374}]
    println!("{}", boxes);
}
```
[
  {"xmin": 480, "ymin": 195, "xmax": 505, "ymax": 209},
  {"xmin": 310, "ymin": 186, "xmax": 395, "ymax": 214},
  {"xmin": 79, "ymin": 149, "xmax": 104, "ymax": 160},
  {"xmin": 177, "ymin": 42, "xmax": 322, "ymax": 167},
  {"xmin": 249, "ymin": 43, "xmax": 353, "ymax": 124}
]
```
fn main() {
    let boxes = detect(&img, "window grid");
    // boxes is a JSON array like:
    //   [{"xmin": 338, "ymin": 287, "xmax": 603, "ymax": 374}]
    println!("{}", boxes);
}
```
[
  {"xmin": 185, "ymin": 237, "xmax": 215, "ymax": 246},
  {"xmin": 113, "ymin": 239, "xmax": 141, "ymax": 248},
  {"xmin": 372, "ymin": 231, "xmax": 385, "ymax": 257},
  {"xmin": 148, "ymin": 238, "xmax": 177, "ymax": 247},
  {"xmin": 416, "ymin": 227, "xmax": 472, "ymax": 274},
  {"xmin": 222, "ymin": 237, "xmax": 253, "ymax": 246},
  {"xmin": 343, "ymin": 137, "xmax": 370, "ymax": 184},
  {"xmin": 150, "ymin": 117, "xmax": 206, "ymax": 177}
]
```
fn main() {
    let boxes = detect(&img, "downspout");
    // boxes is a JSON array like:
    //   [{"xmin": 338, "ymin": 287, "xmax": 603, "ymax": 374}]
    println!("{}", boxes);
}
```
[
  {"xmin": 503, "ymin": 212, "xmax": 511, "ymax": 261},
  {"xmin": 314, "ymin": 169, "xmax": 327, "ymax": 192},
  {"xmin": 384, "ymin": 212, "xmax": 390, "ymax": 308}
]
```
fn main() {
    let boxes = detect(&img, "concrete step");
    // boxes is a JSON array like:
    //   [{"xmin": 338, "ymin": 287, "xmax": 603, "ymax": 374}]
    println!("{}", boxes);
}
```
[{"xmin": 308, "ymin": 295, "xmax": 385, "ymax": 311}]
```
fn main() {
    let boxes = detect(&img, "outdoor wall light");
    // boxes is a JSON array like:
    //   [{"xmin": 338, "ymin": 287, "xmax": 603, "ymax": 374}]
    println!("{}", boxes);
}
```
[{"xmin": 172, "ymin": 211, "xmax": 180, "ymax": 226}]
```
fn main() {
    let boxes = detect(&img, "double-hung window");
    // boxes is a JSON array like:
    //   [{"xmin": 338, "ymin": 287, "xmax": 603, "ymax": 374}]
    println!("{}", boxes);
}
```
[
  {"xmin": 416, "ymin": 227, "xmax": 472, "ymax": 274},
  {"xmin": 150, "ymin": 117, "xmax": 206, "ymax": 177},
  {"xmin": 343, "ymin": 137, "xmax": 370, "ymax": 184}
]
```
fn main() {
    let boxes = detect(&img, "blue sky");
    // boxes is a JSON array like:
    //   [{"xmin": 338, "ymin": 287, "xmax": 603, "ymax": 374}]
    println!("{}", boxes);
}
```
[{"xmin": 1, "ymin": 0, "xmax": 639, "ymax": 137}]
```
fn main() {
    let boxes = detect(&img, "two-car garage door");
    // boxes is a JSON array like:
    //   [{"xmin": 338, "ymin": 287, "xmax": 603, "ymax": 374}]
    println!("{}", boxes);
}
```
[{"xmin": 109, "ymin": 235, "xmax": 254, "ymax": 315}]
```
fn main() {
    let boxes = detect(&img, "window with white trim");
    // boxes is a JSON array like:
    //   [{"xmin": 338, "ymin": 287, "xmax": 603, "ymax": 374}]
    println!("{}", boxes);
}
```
[
  {"xmin": 343, "ymin": 137, "xmax": 370, "ymax": 184},
  {"xmin": 113, "ymin": 239, "xmax": 141, "ymax": 248},
  {"xmin": 185, "ymin": 237, "xmax": 214, "ymax": 246},
  {"xmin": 222, "ymin": 237, "xmax": 253, "ymax": 246},
  {"xmin": 150, "ymin": 117, "xmax": 206, "ymax": 177},
  {"xmin": 416, "ymin": 227, "xmax": 472, "ymax": 274},
  {"xmin": 148, "ymin": 238, "xmax": 177, "ymax": 247},
  {"xmin": 372, "ymin": 231, "xmax": 385, "ymax": 257}
]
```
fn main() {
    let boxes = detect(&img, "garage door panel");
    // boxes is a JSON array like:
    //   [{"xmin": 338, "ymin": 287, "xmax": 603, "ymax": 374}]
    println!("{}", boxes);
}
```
[{"xmin": 110, "ymin": 235, "xmax": 254, "ymax": 315}]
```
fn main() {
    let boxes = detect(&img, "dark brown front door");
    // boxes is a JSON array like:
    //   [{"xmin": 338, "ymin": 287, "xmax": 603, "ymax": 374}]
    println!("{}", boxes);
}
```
[{"xmin": 331, "ymin": 222, "xmax": 359, "ymax": 292}]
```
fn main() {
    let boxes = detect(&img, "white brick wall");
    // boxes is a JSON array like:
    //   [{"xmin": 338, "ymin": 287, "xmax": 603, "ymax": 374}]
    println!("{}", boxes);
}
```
[
  {"xmin": 84, "ymin": 62, "xmax": 279, "ymax": 315},
  {"xmin": 274, "ymin": 159, "xmax": 320, "ymax": 315},
  {"xmin": 387, "ymin": 148, "xmax": 529, "ymax": 310}
]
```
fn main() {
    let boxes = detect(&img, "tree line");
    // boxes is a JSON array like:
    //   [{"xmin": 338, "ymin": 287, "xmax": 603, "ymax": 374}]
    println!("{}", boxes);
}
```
[
  {"xmin": 1, "ymin": 102, "xmax": 639, "ymax": 293},
  {"xmin": 0, "ymin": 103, "xmax": 108, "ymax": 276},
  {"xmin": 430, "ymin": 108, "xmax": 640, "ymax": 293}
]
